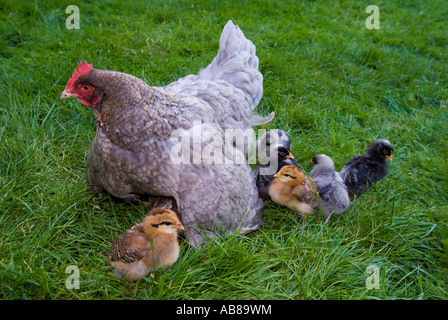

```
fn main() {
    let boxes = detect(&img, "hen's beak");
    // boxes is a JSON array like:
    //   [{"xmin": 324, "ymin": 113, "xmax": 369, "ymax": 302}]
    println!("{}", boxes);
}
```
[
  {"xmin": 386, "ymin": 153, "xmax": 393, "ymax": 162},
  {"xmin": 60, "ymin": 89, "xmax": 74, "ymax": 100}
]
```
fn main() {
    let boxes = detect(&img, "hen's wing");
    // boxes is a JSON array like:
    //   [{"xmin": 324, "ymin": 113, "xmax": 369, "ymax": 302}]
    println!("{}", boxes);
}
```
[{"xmin": 174, "ymin": 123, "xmax": 263, "ymax": 248}]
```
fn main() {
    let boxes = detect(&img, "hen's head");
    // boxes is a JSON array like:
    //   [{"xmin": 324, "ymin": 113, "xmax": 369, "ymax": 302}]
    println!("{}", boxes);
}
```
[{"xmin": 60, "ymin": 61, "xmax": 104, "ymax": 107}]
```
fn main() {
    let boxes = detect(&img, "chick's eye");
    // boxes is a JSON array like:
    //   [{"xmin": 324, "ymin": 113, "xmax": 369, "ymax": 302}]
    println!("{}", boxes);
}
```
[
  {"xmin": 162, "ymin": 221, "xmax": 172, "ymax": 226},
  {"xmin": 280, "ymin": 152, "xmax": 286, "ymax": 156},
  {"xmin": 383, "ymin": 150, "xmax": 388, "ymax": 154},
  {"xmin": 81, "ymin": 85, "xmax": 91, "ymax": 92}
]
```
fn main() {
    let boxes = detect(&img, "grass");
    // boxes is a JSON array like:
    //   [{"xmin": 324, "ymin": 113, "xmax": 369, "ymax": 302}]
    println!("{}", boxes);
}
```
[{"xmin": 1, "ymin": 0, "xmax": 447, "ymax": 300}]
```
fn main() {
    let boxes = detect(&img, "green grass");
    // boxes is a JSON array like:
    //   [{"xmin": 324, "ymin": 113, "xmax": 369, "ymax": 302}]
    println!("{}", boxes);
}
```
[{"xmin": 1, "ymin": 0, "xmax": 447, "ymax": 300}]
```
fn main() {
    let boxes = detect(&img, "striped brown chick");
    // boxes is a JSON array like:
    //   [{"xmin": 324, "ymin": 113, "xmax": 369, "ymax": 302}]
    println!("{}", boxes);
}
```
[
  {"xmin": 269, "ymin": 165, "xmax": 319, "ymax": 223},
  {"xmin": 108, "ymin": 208, "xmax": 184, "ymax": 283}
]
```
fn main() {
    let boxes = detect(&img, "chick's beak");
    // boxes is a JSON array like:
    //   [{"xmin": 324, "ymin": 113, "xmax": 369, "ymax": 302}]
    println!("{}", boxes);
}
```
[
  {"xmin": 286, "ymin": 152, "xmax": 294, "ymax": 159},
  {"xmin": 273, "ymin": 173, "xmax": 279, "ymax": 178},
  {"xmin": 386, "ymin": 154, "xmax": 393, "ymax": 162},
  {"xmin": 60, "ymin": 89, "xmax": 74, "ymax": 100},
  {"xmin": 174, "ymin": 221, "xmax": 184, "ymax": 230}
]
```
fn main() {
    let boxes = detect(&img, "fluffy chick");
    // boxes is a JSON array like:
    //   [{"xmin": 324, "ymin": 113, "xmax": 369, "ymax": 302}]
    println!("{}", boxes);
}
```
[
  {"xmin": 269, "ymin": 165, "xmax": 318, "ymax": 221},
  {"xmin": 252, "ymin": 144, "xmax": 298, "ymax": 201},
  {"xmin": 340, "ymin": 139, "xmax": 394, "ymax": 197},
  {"xmin": 108, "ymin": 208, "xmax": 184, "ymax": 283},
  {"xmin": 310, "ymin": 154, "xmax": 350, "ymax": 220}
]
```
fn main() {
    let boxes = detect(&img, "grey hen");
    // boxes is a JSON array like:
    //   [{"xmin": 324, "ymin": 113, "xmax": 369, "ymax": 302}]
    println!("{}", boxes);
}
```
[
  {"xmin": 60, "ymin": 21, "xmax": 271, "ymax": 248},
  {"xmin": 339, "ymin": 139, "xmax": 394, "ymax": 197},
  {"xmin": 310, "ymin": 154, "xmax": 350, "ymax": 220}
]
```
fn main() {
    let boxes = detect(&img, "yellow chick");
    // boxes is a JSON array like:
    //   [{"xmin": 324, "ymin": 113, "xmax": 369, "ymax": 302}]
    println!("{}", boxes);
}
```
[
  {"xmin": 269, "ymin": 165, "xmax": 319, "ymax": 222},
  {"xmin": 108, "ymin": 208, "xmax": 184, "ymax": 283}
]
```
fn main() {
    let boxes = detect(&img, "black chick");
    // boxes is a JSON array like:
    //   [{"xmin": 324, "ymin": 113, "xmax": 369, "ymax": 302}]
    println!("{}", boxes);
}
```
[
  {"xmin": 254, "ymin": 129, "xmax": 292, "ymax": 164},
  {"xmin": 339, "ymin": 139, "xmax": 394, "ymax": 197},
  {"xmin": 252, "ymin": 144, "xmax": 299, "ymax": 201}
]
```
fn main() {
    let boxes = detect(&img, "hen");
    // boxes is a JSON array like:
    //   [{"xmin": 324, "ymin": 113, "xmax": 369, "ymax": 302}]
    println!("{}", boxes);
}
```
[{"xmin": 60, "ymin": 21, "xmax": 273, "ymax": 248}]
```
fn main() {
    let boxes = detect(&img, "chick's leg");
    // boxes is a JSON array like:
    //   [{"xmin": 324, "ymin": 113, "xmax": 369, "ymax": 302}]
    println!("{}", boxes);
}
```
[{"xmin": 321, "ymin": 206, "xmax": 332, "ymax": 221}]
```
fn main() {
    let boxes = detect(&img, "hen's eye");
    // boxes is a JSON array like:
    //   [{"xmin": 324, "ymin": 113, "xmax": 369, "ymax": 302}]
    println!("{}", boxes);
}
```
[{"xmin": 81, "ymin": 85, "xmax": 91, "ymax": 92}]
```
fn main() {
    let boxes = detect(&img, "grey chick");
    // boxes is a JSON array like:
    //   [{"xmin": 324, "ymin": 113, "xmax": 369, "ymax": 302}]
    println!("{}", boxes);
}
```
[
  {"xmin": 339, "ymin": 139, "xmax": 394, "ymax": 197},
  {"xmin": 310, "ymin": 154, "xmax": 350, "ymax": 220},
  {"xmin": 252, "ymin": 144, "xmax": 298, "ymax": 201}
]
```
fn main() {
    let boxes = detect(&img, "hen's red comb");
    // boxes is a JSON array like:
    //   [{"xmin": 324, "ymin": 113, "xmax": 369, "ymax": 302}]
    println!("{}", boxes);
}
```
[{"xmin": 66, "ymin": 61, "xmax": 93, "ymax": 89}]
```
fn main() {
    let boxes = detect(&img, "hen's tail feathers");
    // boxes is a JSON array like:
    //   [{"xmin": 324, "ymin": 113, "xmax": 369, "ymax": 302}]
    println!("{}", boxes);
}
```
[
  {"xmin": 251, "ymin": 111, "xmax": 275, "ymax": 126},
  {"xmin": 199, "ymin": 20, "xmax": 263, "ymax": 110}
]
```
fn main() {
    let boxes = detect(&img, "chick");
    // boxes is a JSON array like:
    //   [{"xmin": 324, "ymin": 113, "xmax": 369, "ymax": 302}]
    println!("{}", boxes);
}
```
[
  {"xmin": 310, "ymin": 154, "xmax": 350, "ymax": 220},
  {"xmin": 252, "ymin": 144, "xmax": 298, "ymax": 201},
  {"xmin": 254, "ymin": 129, "xmax": 292, "ymax": 164},
  {"xmin": 268, "ymin": 165, "xmax": 319, "ymax": 222},
  {"xmin": 339, "ymin": 139, "xmax": 394, "ymax": 197},
  {"xmin": 108, "ymin": 208, "xmax": 184, "ymax": 283}
]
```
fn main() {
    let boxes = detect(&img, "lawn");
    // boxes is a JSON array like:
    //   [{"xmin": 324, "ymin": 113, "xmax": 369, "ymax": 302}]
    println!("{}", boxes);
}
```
[{"xmin": 0, "ymin": 0, "xmax": 447, "ymax": 300}]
